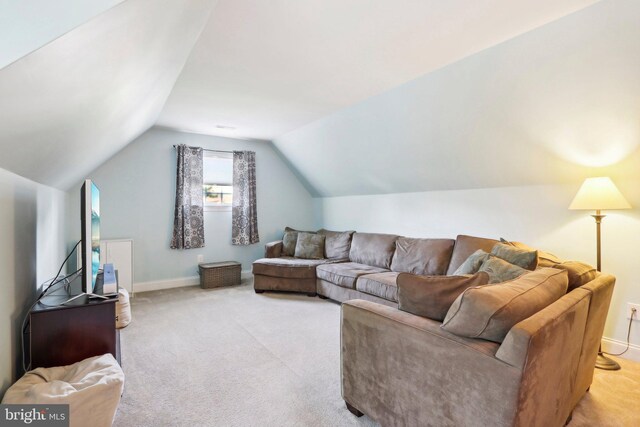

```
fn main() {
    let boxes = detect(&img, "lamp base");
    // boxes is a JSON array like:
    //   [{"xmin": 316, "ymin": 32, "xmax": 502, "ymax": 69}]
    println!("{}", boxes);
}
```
[{"xmin": 595, "ymin": 352, "xmax": 621, "ymax": 371}]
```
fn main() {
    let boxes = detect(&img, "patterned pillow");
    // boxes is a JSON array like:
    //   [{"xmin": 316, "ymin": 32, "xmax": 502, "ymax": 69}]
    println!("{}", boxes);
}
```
[
  {"xmin": 478, "ymin": 257, "xmax": 527, "ymax": 284},
  {"xmin": 294, "ymin": 232, "xmax": 326, "ymax": 259},
  {"xmin": 282, "ymin": 227, "xmax": 299, "ymax": 256},
  {"xmin": 491, "ymin": 242, "xmax": 538, "ymax": 270},
  {"xmin": 452, "ymin": 250, "xmax": 491, "ymax": 276}
]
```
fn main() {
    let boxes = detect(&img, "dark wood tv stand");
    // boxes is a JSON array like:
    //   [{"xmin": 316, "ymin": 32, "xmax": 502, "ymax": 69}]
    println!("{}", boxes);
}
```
[{"xmin": 26, "ymin": 275, "xmax": 121, "ymax": 369}]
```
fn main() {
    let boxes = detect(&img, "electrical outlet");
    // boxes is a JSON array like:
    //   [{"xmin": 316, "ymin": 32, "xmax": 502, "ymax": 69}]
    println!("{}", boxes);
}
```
[
  {"xmin": 627, "ymin": 303, "xmax": 640, "ymax": 320},
  {"xmin": 197, "ymin": 254, "xmax": 204, "ymax": 263}
]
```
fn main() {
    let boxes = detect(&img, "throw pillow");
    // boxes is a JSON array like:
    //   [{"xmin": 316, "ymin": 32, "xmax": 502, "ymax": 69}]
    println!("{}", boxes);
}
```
[
  {"xmin": 491, "ymin": 242, "xmax": 538, "ymax": 270},
  {"xmin": 441, "ymin": 268, "xmax": 569, "ymax": 342},
  {"xmin": 452, "ymin": 249, "xmax": 490, "ymax": 276},
  {"xmin": 282, "ymin": 227, "xmax": 299, "ymax": 256},
  {"xmin": 500, "ymin": 238, "xmax": 562, "ymax": 268},
  {"xmin": 282, "ymin": 227, "xmax": 315, "ymax": 256},
  {"xmin": 294, "ymin": 232, "xmax": 325, "ymax": 259},
  {"xmin": 317, "ymin": 229, "xmax": 354, "ymax": 259},
  {"xmin": 478, "ymin": 256, "xmax": 527, "ymax": 284},
  {"xmin": 397, "ymin": 272, "xmax": 490, "ymax": 321},
  {"xmin": 553, "ymin": 261, "xmax": 597, "ymax": 291}
]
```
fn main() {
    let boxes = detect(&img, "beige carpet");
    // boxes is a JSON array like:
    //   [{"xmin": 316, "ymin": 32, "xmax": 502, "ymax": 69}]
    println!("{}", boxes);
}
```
[{"xmin": 114, "ymin": 282, "xmax": 640, "ymax": 426}]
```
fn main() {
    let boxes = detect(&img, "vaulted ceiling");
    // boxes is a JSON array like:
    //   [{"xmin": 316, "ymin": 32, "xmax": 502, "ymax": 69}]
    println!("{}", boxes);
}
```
[{"xmin": 0, "ymin": 0, "xmax": 606, "ymax": 190}]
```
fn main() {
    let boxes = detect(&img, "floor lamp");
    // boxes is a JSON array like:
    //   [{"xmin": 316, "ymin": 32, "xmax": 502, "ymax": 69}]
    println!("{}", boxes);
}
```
[{"xmin": 569, "ymin": 177, "xmax": 631, "ymax": 371}]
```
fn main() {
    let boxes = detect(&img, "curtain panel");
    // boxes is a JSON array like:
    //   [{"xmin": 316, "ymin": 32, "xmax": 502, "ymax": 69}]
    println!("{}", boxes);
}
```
[
  {"xmin": 170, "ymin": 144, "xmax": 205, "ymax": 249},
  {"xmin": 232, "ymin": 151, "xmax": 259, "ymax": 245}
]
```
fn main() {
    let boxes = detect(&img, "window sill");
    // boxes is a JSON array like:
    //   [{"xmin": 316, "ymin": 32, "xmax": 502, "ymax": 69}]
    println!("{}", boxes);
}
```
[{"xmin": 204, "ymin": 205, "xmax": 232, "ymax": 212}]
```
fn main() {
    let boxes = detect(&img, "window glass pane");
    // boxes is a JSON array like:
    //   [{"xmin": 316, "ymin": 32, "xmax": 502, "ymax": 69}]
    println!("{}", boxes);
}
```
[
  {"xmin": 204, "ymin": 184, "xmax": 233, "ymax": 205},
  {"xmin": 203, "ymin": 153, "xmax": 233, "ymax": 206}
]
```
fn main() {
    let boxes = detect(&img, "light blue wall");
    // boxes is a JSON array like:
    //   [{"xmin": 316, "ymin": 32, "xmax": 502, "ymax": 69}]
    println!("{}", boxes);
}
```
[
  {"xmin": 0, "ymin": 167, "xmax": 66, "ymax": 395},
  {"xmin": 66, "ymin": 127, "xmax": 316, "ymax": 284}
]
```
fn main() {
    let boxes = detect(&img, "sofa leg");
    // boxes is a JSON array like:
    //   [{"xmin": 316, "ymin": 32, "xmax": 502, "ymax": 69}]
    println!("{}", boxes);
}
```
[
  {"xmin": 255, "ymin": 289, "xmax": 265, "ymax": 294},
  {"xmin": 345, "ymin": 402, "xmax": 363, "ymax": 417},
  {"xmin": 306, "ymin": 292, "xmax": 317, "ymax": 297},
  {"xmin": 318, "ymin": 295, "xmax": 329, "ymax": 300}
]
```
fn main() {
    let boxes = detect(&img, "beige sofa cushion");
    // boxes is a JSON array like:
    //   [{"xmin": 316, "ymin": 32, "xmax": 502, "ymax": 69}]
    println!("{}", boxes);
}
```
[
  {"xmin": 349, "ymin": 233, "xmax": 398, "ymax": 269},
  {"xmin": 294, "ymin": 232, "xmax": 325, "ymax": 259},
  {"xmin": 316, "ymin": 262, "xmax": 389, "ymax": 289},
  {"xmin": 554, "ymin": 261, "xmax": 598, "ymax": 291},
  {"xmin": 390, "ymin": 237, "xmax": 455, "ymax": 276},
  {"xmin": 442, "ymin": 268, "xmax": 569, "ymax": 342},
  {"xmin": 491, "ymin": 242, "xmax": 538, "ymax": 270},
  {"xmin": 356, "ymin": 272, "xmax": 400, "ymax": 302},
  {"xmin": 317, "ymin": 229, "xmax": 354, "ymax": 259},
  {"xmin": 397, "ymin": 272, "xmax": 490, "ymax": 321},
  {"xmin": 446, "ymin": 235, "xmax": 499, "ymax": 275}
]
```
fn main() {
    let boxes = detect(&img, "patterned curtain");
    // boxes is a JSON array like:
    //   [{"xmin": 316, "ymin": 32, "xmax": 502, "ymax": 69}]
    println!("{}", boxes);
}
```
[
  {"xmin": 170, "ymin": 145, "xmax": 205, "ymax": 249},
  {"xmin": 232, "ymin": 151, "xmax": 259, "ymax": 245}
]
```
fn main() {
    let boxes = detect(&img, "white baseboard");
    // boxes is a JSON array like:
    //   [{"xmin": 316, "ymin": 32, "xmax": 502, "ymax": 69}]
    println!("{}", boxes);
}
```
[
  {"xmin": 601, "ymin": 337, "xmax": 640, "ymax": 362},
  {"xmin": 134, "ymin": 270, "xmax": 252, "ymax": 294}
]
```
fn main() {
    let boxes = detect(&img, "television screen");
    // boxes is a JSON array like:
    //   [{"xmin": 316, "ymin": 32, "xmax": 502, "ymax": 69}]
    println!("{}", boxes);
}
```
[{"xmin": 81, "ymin": 180, "xmax": 100, "ymax": 293}]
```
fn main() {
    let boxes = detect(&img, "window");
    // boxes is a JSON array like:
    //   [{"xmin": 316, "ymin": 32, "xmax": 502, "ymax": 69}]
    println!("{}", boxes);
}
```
[{"xmin": 203, "ymin": 151, "xmax": 233, "ymax": 211}]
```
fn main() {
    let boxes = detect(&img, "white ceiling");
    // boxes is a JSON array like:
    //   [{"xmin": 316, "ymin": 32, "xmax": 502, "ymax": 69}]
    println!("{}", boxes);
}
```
[
  {"xmin": 0, "ymin": 0, "xmax": 216, "ymax": 189},
  {"xmin": 157, "ymin": 0, "xmax": 600, "ymax": 140},
  {"xmin": 0, "ymin": 0, "xmax": 604, "ymax": 190},
  {"xmin": 0, "ymin": 0, "xmax": 125, "ymax": 69}
]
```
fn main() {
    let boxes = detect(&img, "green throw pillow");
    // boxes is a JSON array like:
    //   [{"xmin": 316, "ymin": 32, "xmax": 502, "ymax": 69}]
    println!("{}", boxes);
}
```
[
  {"xmin": 282, "ymin": 227, "xmax": 299, "ymax": 256},
  {"xmin": 294, "ymin": 232, "xmax": 325, "ymax": 259},
  {"xmin": 453, "ymin": 250, "xmax": 491, "ymax": 276},
  {"xmin": 491, "ymin": 242, "xmax": 538, "ymax": 270},
  {"xmin": 478, "ymin": 257, "xmax": 527, "ymax": 284}
]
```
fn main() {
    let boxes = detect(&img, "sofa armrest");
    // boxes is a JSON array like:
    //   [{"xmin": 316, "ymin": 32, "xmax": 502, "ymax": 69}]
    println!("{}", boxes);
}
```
[
  {"xmin": 341, "ymin": 300, "xmax": 521, "ymax": 427},
  {"xmin": 494, "ymin": 287, "xmax": 593, "ymax": 426},
  {"xmin": 264, "ymin": 240, "xmax": 283, "ymax": 258}
]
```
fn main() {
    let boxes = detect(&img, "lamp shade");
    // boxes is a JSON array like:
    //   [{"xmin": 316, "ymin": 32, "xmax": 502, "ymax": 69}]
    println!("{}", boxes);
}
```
[{"xmin": 569, "ymin": 177, "xmax": 631, "ymax": 211}]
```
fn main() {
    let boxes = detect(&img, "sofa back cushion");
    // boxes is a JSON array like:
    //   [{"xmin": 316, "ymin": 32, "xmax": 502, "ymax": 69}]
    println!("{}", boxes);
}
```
[
  {"xmin": 349, "ymin": 233, "xmax": 398, "ymax": 269},
  {"xmin": 390, "ymin": 237, "xmax": 455, "ymax": 275},
  {"xmin": 446, "ymin": 235, "xmax": 499, "ymax": 275},
  {"xmin": 442, "ymin": 268, "xmax": 569, "ymax": 342},
  {"xmin": 317, "ymin": 229, "xmax": 355, "ymax": 259}
]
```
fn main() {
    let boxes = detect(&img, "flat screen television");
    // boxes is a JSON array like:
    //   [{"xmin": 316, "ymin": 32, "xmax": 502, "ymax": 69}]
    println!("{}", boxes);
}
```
[{"xmin": 81, "ymin": 179, "xmax": 100, "ymax": 293}]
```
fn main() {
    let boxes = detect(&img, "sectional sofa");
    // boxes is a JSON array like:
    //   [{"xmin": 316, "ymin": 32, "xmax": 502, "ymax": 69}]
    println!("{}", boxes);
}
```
[
  {"xmin": 253, "ymin": 232, "xmax": 495, "ymax": 304},
  {"xmin": 251, "ymin": 230, "xmax": 615, "ymax": 427}
]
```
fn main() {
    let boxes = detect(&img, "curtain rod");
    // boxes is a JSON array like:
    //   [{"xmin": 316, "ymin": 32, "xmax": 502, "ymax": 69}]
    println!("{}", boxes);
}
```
[{"xmin": 172, "ymin": 145, "xmax": 233, "ymax": 154}]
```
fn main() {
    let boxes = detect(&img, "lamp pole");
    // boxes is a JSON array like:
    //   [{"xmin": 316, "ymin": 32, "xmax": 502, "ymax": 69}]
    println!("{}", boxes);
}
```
[
  {"xmin": 591, "ymin": 210, "xmax": 621, "ymax": 371},
  {"xmin": 592, "ymin": 210, "xmax": 604, "ymax": 272}
]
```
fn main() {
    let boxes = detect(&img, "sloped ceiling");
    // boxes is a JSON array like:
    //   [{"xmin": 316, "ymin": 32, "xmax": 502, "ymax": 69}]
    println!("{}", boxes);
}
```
[
  {"xmin": 273, "ymin": 0, "xmax": 640, "ymax": 197},
  {"xmin": 0, "ymin": 0, "xmax": 216, "ymax": 189},
  {"xmin": 0, "ymin": 0, "xmax": 126, "ymax": 69},
  {"xmin": 0, "ymin": 0, "xmax": 612, "ymax": 193},
  {"xmin": 157, "ymin": 0, "xmax": 599, "ymax": 140}
]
